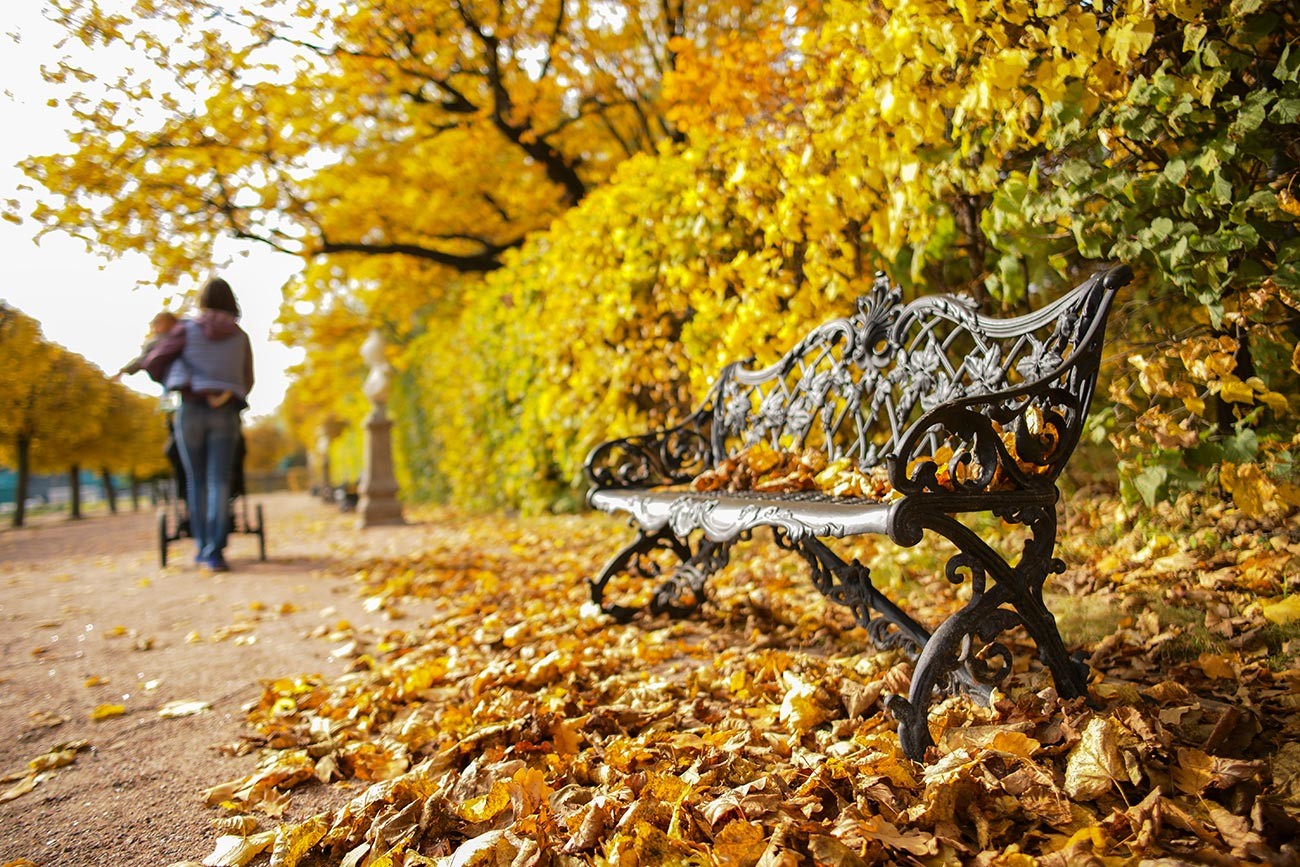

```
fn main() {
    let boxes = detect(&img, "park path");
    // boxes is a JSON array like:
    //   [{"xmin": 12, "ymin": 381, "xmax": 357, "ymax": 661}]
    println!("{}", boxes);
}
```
[{"xmin": 0, "ymin": 491, "xmax": 443, "ymax": 867}]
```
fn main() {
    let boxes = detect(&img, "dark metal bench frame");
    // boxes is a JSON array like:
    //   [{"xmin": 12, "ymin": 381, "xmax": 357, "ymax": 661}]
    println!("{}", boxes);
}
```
[{"xmin": 583, "ymin": 265, "xmax": 1132, "ymax": 760}]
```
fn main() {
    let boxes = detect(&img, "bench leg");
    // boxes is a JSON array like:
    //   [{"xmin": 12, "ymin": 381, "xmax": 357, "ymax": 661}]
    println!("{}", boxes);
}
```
[
  {"xmin": 589, "ymin": 528, "xmax": 733, "ymax": 622},
  {"xmin": 885, "ymin": 501, "xmax": 1090, "ymax": 759},
  {"xmin": 649, "ymin": 538, "xmax": 732, "ymax": 619},
  {"xmin": 772, "ymin": 530, "xmax": 934, "ymax": 656}
]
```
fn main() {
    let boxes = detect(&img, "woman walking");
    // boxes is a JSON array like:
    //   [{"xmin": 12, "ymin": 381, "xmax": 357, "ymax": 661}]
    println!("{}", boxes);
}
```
[{"xmin": 145, "ymin": 278, "xmax": 254, "ymax": 571}]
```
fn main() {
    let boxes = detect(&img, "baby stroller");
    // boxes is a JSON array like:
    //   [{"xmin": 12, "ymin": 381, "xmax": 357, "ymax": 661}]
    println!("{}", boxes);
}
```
[{"xmin": 158, "ymin": 431, "xmax": 266, "ymax": 567}]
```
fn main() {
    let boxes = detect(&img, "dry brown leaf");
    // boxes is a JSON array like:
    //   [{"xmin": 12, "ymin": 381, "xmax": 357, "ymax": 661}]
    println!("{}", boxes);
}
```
[
  {"xmin": 1064, "ymin": 717, "xmax": 1126, "ymax": 801},
  {"xmin": 1270, "ymin": 741, "xmax": 1300, "ymax": 817},
  {"xmin": 1172, "ymin": 748, "xmax": 1265, "ymax": 796},
  {"xmin": 807, "ymin": 834, "xmax": 868, "ymax": 867},
  {"xmin": 857, "ymin": 815, "xmax": 937, "ymax": 857}
]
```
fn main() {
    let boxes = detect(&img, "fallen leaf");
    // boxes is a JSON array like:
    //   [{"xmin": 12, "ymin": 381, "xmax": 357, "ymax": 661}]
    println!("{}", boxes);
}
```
[
  {"xmin": 1196, "ymin": 652, "xmax": 1239, "ymax": 679},
  {"xmin": 28, "ymin": 748, "xmax": 77, "ymax": 773},
  {"xmin": 1064, "ymin": 717, "xmax": 1126, "ymax": 800},
  {"xmin": 0, "ymin": 774, "xmax": 39, "ymax": 804},
  {"xmin": 160, "ymin": 699, "xmax": 212, "ymax": 718},
  {"xmin": 201, "ymin": 831, "xmax": 275, "ymax": 867},
  {"xmin": 268, "ymin": 813, "xmax": 327, "ymax": 867},
  {"xmin": 28, "ymin": 710, "xmax": 66, "ymax": 729},
  {"xmin": 712, "ymin": 819, "xmax": 766, "ymax": 867},
  {"xmin": 90, "ymin": 703, "xmax": 126, "ymax": 721},
  {"xmin": 1262, "ymin": 596, "xmax": 1300, "ymax": 625}
]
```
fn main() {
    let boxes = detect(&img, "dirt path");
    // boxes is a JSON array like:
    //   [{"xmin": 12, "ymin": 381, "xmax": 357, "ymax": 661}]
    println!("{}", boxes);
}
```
[{"xmin": 0, "ymin": 492, "xmax": 438, "ymax": 867}]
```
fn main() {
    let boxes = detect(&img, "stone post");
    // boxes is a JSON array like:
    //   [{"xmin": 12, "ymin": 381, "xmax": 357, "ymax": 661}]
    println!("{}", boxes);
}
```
[
  {"xmin": 316, "ymin": 416, "xmax": 345, "ymax": 502},
  {"xmin": 357, "ymin": 329, "xmax": 404, "ymax": 527}
]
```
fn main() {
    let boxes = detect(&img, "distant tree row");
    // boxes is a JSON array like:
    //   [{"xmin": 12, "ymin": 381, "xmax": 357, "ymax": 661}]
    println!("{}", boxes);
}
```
[{"xmin": 0, "ymin": 304, "xmax": 171, "ymax": 526}]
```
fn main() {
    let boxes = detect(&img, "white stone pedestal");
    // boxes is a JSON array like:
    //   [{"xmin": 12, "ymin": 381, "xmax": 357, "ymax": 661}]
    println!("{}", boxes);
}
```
[
  {"xmin": 357, "ymin": 329, "xmax": 404, "ymax": 528},
  {"xmin": 357, "ymin": 409, "xmax": 404, "ymax": 527}
]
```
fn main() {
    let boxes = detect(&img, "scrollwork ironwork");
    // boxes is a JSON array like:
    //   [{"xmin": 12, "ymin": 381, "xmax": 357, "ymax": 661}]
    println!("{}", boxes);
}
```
[
  {"xmin": 880, "ymin": 497, "xmax": 1090, "ymax": 758},
  {"xmin": 649, "ymin": 539, "xmax": 733, "ymax": 619}
]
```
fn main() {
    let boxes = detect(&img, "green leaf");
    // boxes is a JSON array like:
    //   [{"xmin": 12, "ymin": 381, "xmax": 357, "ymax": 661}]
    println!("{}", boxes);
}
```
[
  {"xmin": 1148, "ymin": 216, "xmax": 1175, "ymax": 242},
  {"xmin": 1169, "ymin": 235, "xmax": 1193, "ymax": 268},
  {"xmin": 1276, "ymin": 45, "xmax": 1300, "ymax": 83},
  {"xmin": 1183, "ymin": 23, "xmax": 1208, "ymax": 53},
  {"xmin": 1164, "ymin": 158, "xmax": 1188, "ymax": 185},
  {"xmin": 1270, "ymin": 98, "xmax": 1300, "ymax": 125},
  {"xmin": 1232, "ymin": 94, "xmax": 1271, "ymax": 135},
  {"xmin": 1223, "ymin": 428, "xmax": 1259, "ymax": 463},
  {"xmin": 1133, "ymin": 465, "xmax": 1169, "ymax": 507},
  {"xmin": 1210, "ymin": 171, "xmax": 1234, "ymax": 205}
]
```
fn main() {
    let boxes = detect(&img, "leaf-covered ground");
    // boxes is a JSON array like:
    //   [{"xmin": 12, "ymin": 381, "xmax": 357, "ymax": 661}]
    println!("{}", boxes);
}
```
[{"xmin": 199, "ymin": 494, "xmax": 1300, "ymax": 866}]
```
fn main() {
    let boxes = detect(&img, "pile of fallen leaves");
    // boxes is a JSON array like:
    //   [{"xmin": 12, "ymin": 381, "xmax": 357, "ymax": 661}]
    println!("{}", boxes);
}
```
[
  {"xmin": 686, "ymin": 412, "xmax": 1060, "ymax": 500},
  {"xmin": 196, "ymin": 497, "xmax": 1300, "ymax": 866},
  {"xmin": 690, "ymin": 442, "xmax": 895, "ymax": 500}
]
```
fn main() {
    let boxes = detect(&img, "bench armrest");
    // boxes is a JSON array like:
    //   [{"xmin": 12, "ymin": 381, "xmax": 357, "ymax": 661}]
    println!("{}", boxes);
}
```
[
  {"xmin": 584, "ymin": 411, "xmax": 716, "ymax": 489},
  {"xmin": 889, "ymin": 265, "xmax": 1127, "ymax": 497}
]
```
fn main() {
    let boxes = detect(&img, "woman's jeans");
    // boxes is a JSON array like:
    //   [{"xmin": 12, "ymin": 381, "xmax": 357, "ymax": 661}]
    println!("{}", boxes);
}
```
[{"xmin": 174, "ymin": 401, "xmax": 241, "ymax": 561}]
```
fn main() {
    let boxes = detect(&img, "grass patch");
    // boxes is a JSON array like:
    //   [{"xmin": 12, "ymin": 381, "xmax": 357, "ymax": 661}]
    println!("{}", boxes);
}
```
[{"xmin": 1049, "ymin": 593, "xmax": 1126, "ymax": 647}]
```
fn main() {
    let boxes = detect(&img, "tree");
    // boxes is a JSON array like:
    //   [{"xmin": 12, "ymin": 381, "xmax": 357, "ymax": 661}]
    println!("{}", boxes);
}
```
[
  {"xmin": 83, "ymin": 384, "xmax": 171, "ymax": 513},
  {"xmin": 0, "ymin": 305, "xmax": 58, "ymax": 525},
  {"xmin": 242, "ymin": 415, "xmax": 296, "ymax": 477},
  {"xmin": 20, "ymin": 0, "xmax": 801, "ymax": 286},
  {"xmin": 30, "ymin": 353, "xmax": 110, "ymax": 520}
]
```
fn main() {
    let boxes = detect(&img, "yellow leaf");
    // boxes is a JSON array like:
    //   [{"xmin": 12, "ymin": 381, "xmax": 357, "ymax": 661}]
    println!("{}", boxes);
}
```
[
  {"xmin": 268, "ymin": 814, "xmax": 328, "ymax": 867},
  {"xmin": 779, "ymin": 672, "xmax": 833, "ymax": 732},
  {"xmin": 714, "ymin": 820, "xmax": 765, "ymax": 866},
  {"xmin": 1277, "ymin": 481, "xmax": 1300, "ymax": 509},
  {"xmin": 1219, "ymin": 462, "xmax": 1275, "ymax": 519},
  {"xmin": 0, "ymin": 774, "xmax": 39, "ymax": 804},
  {"xmin": 1262, "ymin": 596, "xmax": 1300, "ymax": 625},
  {"xmin": 989, "ymin": 730, "xmax": 1042, "ymax": 758},
  {"xmin": 1217, "ymin": 376, "xmax": 1255, "ymax": 404},
  {"xmin": 29, "ymin": 748, "xmax": 78, "ymax": 772},
  {"xmin": 1280, "ymin": 188, "xmax": 1300, "ymax": 217},
  {"xmin": 90, "ymin": 703, "xmax": 125, "ymax": 721},
  {"xmin": 1195, "ymin": 652, "xmax": 1238, "ymax": 679},
  {"xmin": 457, "ymin": 781, "xmax": 512, "ymax": 823}
]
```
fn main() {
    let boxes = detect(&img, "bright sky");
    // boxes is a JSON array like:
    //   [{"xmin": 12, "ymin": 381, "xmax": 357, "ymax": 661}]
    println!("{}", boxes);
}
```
[{"xmin": 0, "ymin": 4, "xmax": 304, "ymax": 419}]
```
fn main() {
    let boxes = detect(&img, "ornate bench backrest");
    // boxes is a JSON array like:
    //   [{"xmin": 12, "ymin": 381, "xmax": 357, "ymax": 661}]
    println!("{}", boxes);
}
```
[
  {"xmin": 706, "ymin": 266, "xmax": 1129, "ymax": 491},
  {"xmin": 585, "ymin": 265, "xmax": 1130, "ymax": 492}
]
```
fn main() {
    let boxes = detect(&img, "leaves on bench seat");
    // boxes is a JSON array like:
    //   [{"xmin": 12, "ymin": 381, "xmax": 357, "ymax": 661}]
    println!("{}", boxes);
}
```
[
  {"xmin": 684, "ymin": 408, "xmax": 1061, "ymax": 500},
  {"xmin": 688, "ymin": 442, "xmax": 897, "ymax": 501}
]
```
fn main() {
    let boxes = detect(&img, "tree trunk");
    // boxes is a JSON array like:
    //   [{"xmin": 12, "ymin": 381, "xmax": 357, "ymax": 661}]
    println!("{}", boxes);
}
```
[
  {"xmin": 1215, "ymin": 322, "xmax": 1256, "ymax": 434},
  {"xmin": 12, "ymin": 434, "xmax": 31, "ymax": 528},
  {"xmin": 130, "ymin": 472, "xmax": 141, "ymax": 512},
  {"xmin": 69, "ymin": 464, "xmax": 82, "ymax": 520},
  {"xmin": 100, "ymin": 467, "xmax": 118, "ymax": 514}
]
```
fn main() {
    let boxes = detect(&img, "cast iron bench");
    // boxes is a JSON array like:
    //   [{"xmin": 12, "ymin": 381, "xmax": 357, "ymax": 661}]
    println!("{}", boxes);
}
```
[{"xmin": 583, "ymin": 264, "xmax": 1133, "ymax": 760}]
